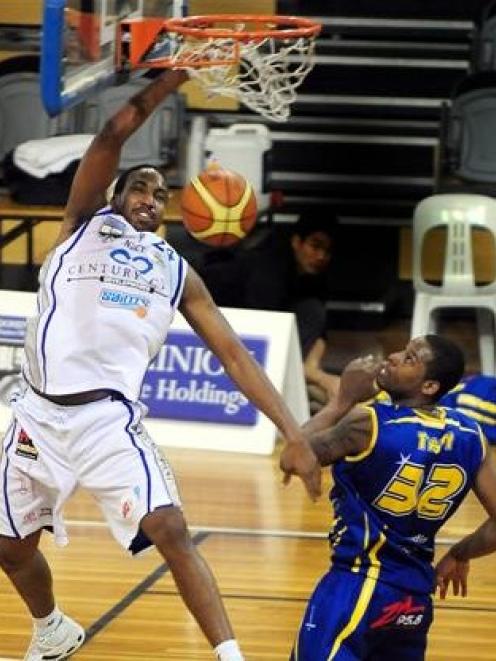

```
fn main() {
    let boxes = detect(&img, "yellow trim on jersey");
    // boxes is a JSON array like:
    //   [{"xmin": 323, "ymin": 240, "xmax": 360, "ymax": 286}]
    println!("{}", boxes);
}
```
[
  {"xmin": 368, "ymin": 389, "xmax": 390, "ymax": 404},
  {"xmin": 413, "ymin": 407, "xmax": 446, "ymax": 423},
  {"xmin": 457, "ymin": 407, "xmax": 496, "ymax": 427},
  {"xmin": 345, "ymin": 405, "xmax": 378, "ymax": 463},
  {"xmin": 385, "ymin": 416, "xmax": 479, "ymax": 435},
  {"xmin": 457, "ymin": 393, "xmax": 496, "ymax": 415},
  {"xmin": 442, "ymin": 418, "xmax": 481, "ymax": 434},
  {"xmin": 351, "ymin": 560, "xmax": 361, "ymax": 574},
  {"xmin": 351, "ymin": 512, "xmax": 370, "ymax": 574},
  {"xmin": 364, "ymin": 513, "xmax": 370, "ymax": 550},
  {"xmin": 478, "ymin": 426, "xmax": 488, "ymax": 461},
  {"xmin": 327, "ymin": 532, "xmax": 386, "ymax": 660},
  {"xmin": 293, "ymin": 631, "xmax": 300, "ymax": 660}
]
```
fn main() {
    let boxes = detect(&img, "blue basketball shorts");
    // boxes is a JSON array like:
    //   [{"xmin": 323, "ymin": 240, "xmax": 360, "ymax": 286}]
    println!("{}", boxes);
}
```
[{"xmin": 291, "ymin": 567, "xmax": 433, "ymax": 661}]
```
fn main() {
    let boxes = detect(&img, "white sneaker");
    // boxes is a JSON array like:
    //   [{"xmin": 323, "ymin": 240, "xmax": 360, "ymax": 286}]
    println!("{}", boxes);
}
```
[{"xmin": 24, "ymin": 614, "xmax": 85, "ymax": 660}]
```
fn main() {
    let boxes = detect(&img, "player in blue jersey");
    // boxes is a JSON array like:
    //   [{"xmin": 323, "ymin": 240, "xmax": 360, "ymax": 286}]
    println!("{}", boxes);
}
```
[
  {"xmin": 291, "ymin": 335, "xmax": 496, "ymax": 661},
  {"xmin": 439, "ymin": 373, "xmax": 496, "ymax": 444}
]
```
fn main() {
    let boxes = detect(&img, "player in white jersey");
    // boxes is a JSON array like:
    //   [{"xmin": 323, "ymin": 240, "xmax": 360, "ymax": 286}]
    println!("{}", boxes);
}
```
[{"xmin": 0, "ymin": 70, "xmax": 321, "ymax": 661}]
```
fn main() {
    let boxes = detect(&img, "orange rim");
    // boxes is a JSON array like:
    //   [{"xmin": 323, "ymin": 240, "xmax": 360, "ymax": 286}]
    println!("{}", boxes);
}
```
[{"xmin": 163, "ymin": 15, "xmax": 321, "ymax": 41}]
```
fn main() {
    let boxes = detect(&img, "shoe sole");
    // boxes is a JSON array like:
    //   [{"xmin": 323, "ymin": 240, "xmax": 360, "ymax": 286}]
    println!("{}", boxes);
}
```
[{"xmin": 40, "ymin": 627, "xmax": 85, "ymax": 660}]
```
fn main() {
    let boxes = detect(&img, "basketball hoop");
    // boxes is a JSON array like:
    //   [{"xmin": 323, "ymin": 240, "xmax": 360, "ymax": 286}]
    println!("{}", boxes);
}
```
[{"xmin": 118, "ymin": 15, "xmax": 321, "ymax": 122}]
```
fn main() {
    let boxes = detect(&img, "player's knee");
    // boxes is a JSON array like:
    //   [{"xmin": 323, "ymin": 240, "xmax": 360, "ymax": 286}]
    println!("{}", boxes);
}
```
[
  {"xmin": 0, "ymin": 536, "xmax": 36, "ymax": 574},
  {"xmin": 140, "ymin": 506, "xmax": 192, "ymax": 555}
]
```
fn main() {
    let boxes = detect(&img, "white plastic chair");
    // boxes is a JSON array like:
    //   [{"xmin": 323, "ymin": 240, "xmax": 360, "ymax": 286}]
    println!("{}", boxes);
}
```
[{"xmin": 411, "ymin": 193, "xmax": 496, "ymax": 374}]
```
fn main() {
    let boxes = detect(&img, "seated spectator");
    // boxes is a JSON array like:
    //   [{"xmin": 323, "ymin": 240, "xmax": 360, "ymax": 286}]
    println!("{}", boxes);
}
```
[{"xmin": 200, "ymin": 215, "xmax": 338, "ymax": 411}]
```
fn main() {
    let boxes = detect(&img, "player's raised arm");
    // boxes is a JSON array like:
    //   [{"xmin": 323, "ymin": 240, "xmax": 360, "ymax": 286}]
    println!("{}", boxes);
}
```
[
  {"xmin": 303, "ymin": 355, "xmax": 381, "ymax": 437},
  {"xmin": 179, "ymin": 267, "xmax": 321, "ymax": 500},
  {"xmin": 58, "ymin": 69, "xmax": 187, "ymax": 245}
]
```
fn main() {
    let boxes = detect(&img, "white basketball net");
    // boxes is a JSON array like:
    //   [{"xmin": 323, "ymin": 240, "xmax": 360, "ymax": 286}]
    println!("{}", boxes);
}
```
[{"xmin": 170, "ymin": 33, "xmax": 317, "ymax": 122}]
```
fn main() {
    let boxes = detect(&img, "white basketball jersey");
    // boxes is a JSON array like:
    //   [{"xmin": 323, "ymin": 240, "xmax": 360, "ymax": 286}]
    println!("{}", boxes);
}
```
[{"xmin": 23, "ymin": 207, "xmax": 188, "ymax": 401}]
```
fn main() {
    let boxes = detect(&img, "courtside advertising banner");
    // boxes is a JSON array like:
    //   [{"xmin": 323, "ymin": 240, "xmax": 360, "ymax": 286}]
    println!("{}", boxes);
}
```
[
  {"xmin": 0, "ymin": 315, "xmax": 267, "ymax": 426},
  {"xmin": 143, "ymin": 331, "xmax": 267, "ymax": 425}
]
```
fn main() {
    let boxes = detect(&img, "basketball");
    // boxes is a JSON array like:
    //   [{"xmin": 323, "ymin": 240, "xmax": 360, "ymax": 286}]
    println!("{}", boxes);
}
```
[{"xmin": 180, "ymin": 165, "xmax": 258, "ymax": 247}]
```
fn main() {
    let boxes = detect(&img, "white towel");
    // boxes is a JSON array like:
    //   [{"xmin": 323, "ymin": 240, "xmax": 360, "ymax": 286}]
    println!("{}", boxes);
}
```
[{"xmin": 14, "ymin": 134, "xmax": 95, "ymax": 179}]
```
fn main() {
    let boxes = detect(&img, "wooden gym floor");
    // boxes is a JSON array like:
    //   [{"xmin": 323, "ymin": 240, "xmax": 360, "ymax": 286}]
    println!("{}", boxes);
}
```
[{"xmin": 1, "ymin": 319, "xmax": 495, "ymax": 660}]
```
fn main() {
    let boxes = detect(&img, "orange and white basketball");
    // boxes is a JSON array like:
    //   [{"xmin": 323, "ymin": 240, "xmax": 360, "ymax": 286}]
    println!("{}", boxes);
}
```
[{"xmin": 180, "ymin": 165, "xmax": 258, "ymax": 247}]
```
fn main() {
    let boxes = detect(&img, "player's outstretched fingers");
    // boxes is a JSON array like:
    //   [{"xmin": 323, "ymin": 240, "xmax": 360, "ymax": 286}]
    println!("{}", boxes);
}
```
[
  {"xmin": 436, "ymin": 576, "xmax": 448, "ymax": 600},
  {"xmin": 304, "ymin": 463, "xmax": 322, "ymax": 501}
]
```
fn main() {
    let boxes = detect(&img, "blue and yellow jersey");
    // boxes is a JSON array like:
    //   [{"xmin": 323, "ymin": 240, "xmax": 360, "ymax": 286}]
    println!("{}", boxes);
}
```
[
  {"xmin": 329, "ymin": 401, "xmax": 486, "ymax": 595},
  {"xmin": 440, "ymin": 375, "xmax": 496, "ymax": 444}
]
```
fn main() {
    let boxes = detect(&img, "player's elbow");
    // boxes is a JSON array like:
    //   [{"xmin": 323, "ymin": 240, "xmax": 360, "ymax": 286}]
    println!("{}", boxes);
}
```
[
  {"xmin": 310, "ymin": 437, "xmax": 339, "ymax": 467},
  {"xmin": 98, "ymin": 112, "xmax": 139, "ymax": 146},
  {"xmin": 310, "ymin": 428, "xmax": 359, "ymax": 466}
]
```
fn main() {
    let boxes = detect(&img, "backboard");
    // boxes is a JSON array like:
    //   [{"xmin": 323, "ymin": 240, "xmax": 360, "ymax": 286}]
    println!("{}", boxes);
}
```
[{"xmin": 41, "ymin": 0, "xmax": 185, "ymax": 116}]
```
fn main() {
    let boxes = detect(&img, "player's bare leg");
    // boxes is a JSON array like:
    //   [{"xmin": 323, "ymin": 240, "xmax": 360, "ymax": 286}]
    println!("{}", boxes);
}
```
[
  {"xmin": 0, "ymin": 531, "xmax": 85, "ymax": 660},
  {"xmin": 141, "ymin": 506, "xmax": 244, "ymax": 660},
  {"xmin": 0, "ymin": 531, "xmax": 54, "ymax": 616}
]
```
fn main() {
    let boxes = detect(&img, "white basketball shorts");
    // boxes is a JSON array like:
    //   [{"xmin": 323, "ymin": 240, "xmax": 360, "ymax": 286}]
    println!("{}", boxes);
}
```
[{"xmin": 0, "ymin": 387, "xmax": 181, "ymax": 554}]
